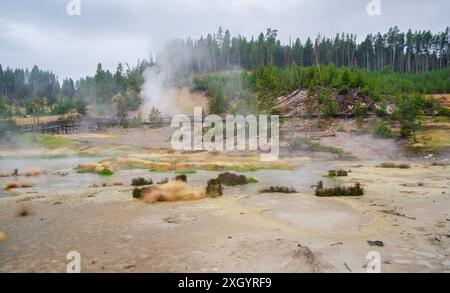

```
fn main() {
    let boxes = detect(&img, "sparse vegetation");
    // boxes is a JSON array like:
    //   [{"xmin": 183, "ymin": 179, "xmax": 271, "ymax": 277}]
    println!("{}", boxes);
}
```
[
  {"xmin": 315, "ymin": 181, "xmax": 364, "ymax": 197},
  {"xmin": 14, "ymin": 133, "xmax": 73, "ymax": 149},
  {"xmin": 133, "ymin": 181, "xmax": 207, "ymax": 203},
  {"xmin": 24, "ymin": 167, "xmax": 46, "ymax": 177},
  {"xmin": 259, "ymin": 186, "xmax": 298, "ymax": 194},
  {"xmin": 98, "ymin": 168, "xmax": 114, "ymax": 176},
  {"xmin": 214, "ymin": 172, "xmax": 258, "ymax": 186},
  {"xmin": 206, "ymin": 178, "xmax": 223, "ymax": 198},
  {"xmin": 131, "ymin": 177, "xmax": 153, "ymax": 186},
  {"xmin": 289, "ymin": 137, "xmax": 353, "ymax": 159},
  {"xmin": 4, "ymin": 182, "xmax": 32, "ymax": 191},
  {"xmin": 217, "ymin": 172, "xmax": 249, "ymax": 186},
  {"xmin": 132, "ymin": 187, "xmax": 144, "ymax": 199},
  {"xmin": 174, "ymin": 169, "xmax": 197, "ymax": 174},
  {"xmin": 378, "ymin": 162, "xmax": 411, "ymax": 169},
  {"xmin": 175, "ymin": 174, "xmax": 187, "ymax": 182},
  {"xmin": 0, "ymin": 231, "xmax": 5, "ymax": 242},
  {"xmin": 328, "ymin": 170, "xmax": 349, "ymax": 177},
  {"xmin": 373, "ymin": 120, "xmax": 393, "ymax": 138}
]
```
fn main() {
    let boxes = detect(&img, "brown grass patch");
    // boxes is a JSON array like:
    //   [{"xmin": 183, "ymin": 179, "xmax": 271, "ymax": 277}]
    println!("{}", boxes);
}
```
[
  {"xmin": 136, "ymin": 181, "xmax": 206, "ymax": 203},
  {"xmin": 24, "ymin": 167, "xmax": 47, "ymax": 177},
  {"xmin": 77, "ymin": 162, "xmax": 112, "ymax": 173},
  {"xmin": 0, "ymin": 231, "xmax": 6, "ymax": 242},
  {"xmin": 4, "ymin": 182, "xmax": 32, "ymax": 191},
  {"xmin": 378, "ymin": 162, "xmax": 411, "ymax": 169}
]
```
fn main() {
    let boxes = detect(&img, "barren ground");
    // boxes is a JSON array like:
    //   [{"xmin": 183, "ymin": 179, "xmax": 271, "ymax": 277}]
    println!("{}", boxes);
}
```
[{"xmin": 0, "ymin": 122, "xmax": 449, "ymax": 273}]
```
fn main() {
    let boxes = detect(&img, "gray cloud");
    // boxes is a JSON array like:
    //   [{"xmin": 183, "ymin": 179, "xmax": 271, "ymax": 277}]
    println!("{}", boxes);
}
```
[{"xmin": 0, "ymin": 0, "xmax": 448, "ymax": 80}]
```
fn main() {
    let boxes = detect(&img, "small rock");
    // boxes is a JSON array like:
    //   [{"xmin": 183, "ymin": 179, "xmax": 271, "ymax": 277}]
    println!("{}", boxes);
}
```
[{"xmin": 367, "ymin": 240, "xmax": 384, "ymax": 247}]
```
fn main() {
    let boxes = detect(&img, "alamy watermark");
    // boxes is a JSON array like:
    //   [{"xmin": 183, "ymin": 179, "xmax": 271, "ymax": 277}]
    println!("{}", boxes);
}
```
[
  {"xmin": 366, "ymin": 0, "xmax": 382, "ymax": 16},
  {"xmin": 66, "ymin": 0, "xmax": 81, "ymax": 16},
  {"xmin": 366, "ymin": 251, "xmax": 381, "ymax": 273},
  {"xmin": 66, "ymin": 251, "xmax": 81, "ymax": 273},
  {"xmin": 171, "ymin": 107, "xmax": 279, "ymax": 162}
]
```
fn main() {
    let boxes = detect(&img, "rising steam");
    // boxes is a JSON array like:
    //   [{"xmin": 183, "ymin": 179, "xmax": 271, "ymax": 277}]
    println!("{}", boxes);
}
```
[{"xmin": 139, "ymin": 42, "xmax": 208, "ymax": 117}]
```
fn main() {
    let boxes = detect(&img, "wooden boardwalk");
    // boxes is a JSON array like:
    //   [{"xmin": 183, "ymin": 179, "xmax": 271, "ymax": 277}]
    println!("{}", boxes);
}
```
[{"xmin": 17, "ymin": 118, "xmax": 119, "ymax": 134}]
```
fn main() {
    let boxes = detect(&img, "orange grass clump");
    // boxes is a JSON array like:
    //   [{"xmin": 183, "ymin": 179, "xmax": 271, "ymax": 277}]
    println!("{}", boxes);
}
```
[
  {"xmin": 4, "ymin": 182, "xmax": 32, "ymax": 191},
  {"xmin": 138, "ymin": 181, "xmax": 206, "ymax": 204}
]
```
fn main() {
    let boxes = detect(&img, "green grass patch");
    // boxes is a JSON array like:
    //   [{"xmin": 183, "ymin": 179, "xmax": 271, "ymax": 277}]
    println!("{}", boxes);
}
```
[
  {"xmin": 76, "ymin": 166, "xmax": 114, "ymax": 176},
  {"xmin": 149, "ymin": 168, "xmax": 171, "ymax": 173},
  {"xmin": 14, "ymin": 133, "xmax": 73, "ymax": 149},
  {"xmin": 174, "ymin": 169, "xmax": 198, "ymax": 174},
  {"xmin": 98, "ymin": 168, "xmax": 114, "ymax": 176},
  {"xmin": 289, "ymin": 137, "xmax": 353, "ymax": 160}
]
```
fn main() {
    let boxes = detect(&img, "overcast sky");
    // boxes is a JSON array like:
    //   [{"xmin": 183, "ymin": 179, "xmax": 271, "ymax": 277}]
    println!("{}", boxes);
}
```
[{"xmin": 0, "ymin": 0, "xmax": 448, "ymax": 80}]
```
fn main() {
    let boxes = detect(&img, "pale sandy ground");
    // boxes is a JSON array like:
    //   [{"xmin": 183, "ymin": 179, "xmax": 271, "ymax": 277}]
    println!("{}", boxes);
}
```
[{"xmin": 0, "ymin": 162, "xmax": 449, "ymax": 273}]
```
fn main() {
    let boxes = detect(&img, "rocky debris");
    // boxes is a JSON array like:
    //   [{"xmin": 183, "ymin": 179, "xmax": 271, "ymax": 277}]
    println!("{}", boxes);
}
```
[
  {"xmin": 274, "ymin": 89, "xmax": 379, "ymax": 117},
  {"xmin": 367, "ymin": 240, "xmax": 384, "ymax": 247}
]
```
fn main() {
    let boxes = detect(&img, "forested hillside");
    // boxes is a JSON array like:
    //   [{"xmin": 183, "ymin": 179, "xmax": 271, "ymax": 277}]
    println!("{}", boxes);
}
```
[
  {"xmin": 161, "ymin": 26, "xmax": 449, "ymax": 74},
  {"xmin": 1, "ymin": 27, "xmax": 449, "ymax": 119}
]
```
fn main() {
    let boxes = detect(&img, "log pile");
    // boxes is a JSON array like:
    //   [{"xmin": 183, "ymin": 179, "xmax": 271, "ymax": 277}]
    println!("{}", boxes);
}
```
[{"xmin": 275, "ymin": 88, "xmax": 378, "ymax": 117}]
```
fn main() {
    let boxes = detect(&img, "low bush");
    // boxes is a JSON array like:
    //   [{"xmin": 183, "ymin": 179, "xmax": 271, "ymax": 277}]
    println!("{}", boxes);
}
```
[
  {"xmin": 218, "ymin": 172, "xmax": 249, "ymax": 186},
  {"xmin": 175, "ymin": 174, "xmax": 187, "ymax": 182},
  {"xmin": 131, "ymin": 177, "xmax": 153, "ymax": 186},
  {"xmin": 259, "ymin": 186, "xmax": 297, "ymax": 194},
  {"xmin": 206, "ymin": 178, "xmax": 223, "ymax": 197},
  {"xmin": 98, "ymin": 168, "xmax": 114, "ymax": 176},
  {"xmin": 315, "ymin": 181, "xmax": 364, "ymax": 197},
  {"xmin": 373, "ymin": 120, "xmax": 393, "ymax": 138},
  {"xmin": 328, "ymin": 170, "xmax": 348, "ymax": 177}
]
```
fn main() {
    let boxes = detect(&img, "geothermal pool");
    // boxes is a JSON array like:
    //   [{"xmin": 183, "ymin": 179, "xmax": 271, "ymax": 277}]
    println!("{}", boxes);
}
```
[{"xmin": 0, "ymin": 157, "xmax": 336, "ymax": 199}]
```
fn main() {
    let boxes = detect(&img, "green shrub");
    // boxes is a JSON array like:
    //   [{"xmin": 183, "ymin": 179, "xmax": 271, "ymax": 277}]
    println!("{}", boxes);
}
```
[
  {"xmin": 328, "ymin": 170, "xmax": 349, "ymax": 177},
  {"xmin": 175, "ymin": 174, "xmax": 187, "ymax": 182},
  {"xmin": 131, "ymin": 177, "xmax": 153, "ymax": 186},
  {"xmin": 315, "ymin": 181, "xmax": 364, "ymax": 197},
  {"xmin": 206, "ymin": 178, "xmax": 223, "ymax": 197},
  {"xmin": 98, "ymin": 168, "xmax": 114, "ymax": 176},
  {"xmin": 373, "ymin": 120, "xmax": 393, "ymax": 138},
  {"xmin": 217, "ymin": 172, "xmax": 249, "ymax": 186}
]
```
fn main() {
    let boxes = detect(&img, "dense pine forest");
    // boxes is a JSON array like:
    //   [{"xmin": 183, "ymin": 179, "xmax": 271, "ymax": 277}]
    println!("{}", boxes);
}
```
[
  {"xmin": 162, "ymin": 26, "xmax": 450, "ymax": 74},
  {"xmin": 0, "ymin": 27, "xmax": 449, "ymax": 119}
]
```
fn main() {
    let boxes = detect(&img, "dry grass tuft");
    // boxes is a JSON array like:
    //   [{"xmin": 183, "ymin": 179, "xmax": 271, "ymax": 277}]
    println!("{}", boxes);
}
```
[
  {"xmin": 378, "ymin": 162, "xmax": 411, "ymax": 169},
  {"xmin": 135, "ymin": 181, "xmax": 206, "ymax": 203},
  {"xmin": 15, "ymin": 204, "xmax": 33, "ymax": 217},
  {"xmin": 24, "ymin": 167, "xmax": 47, "ymax": 177},
  {"xmin": 4, "ymin": 182, "xmax": 32, "ymax": 191},
  {"xmin": 0, "ymin": 231, "xmax": 6, "ymax": 242}
]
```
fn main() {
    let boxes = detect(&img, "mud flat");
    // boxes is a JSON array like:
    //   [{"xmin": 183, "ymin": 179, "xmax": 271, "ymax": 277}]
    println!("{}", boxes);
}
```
[{"xmin": 0, "ymin": 159, "xmax": 449, "ymax": 273}]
